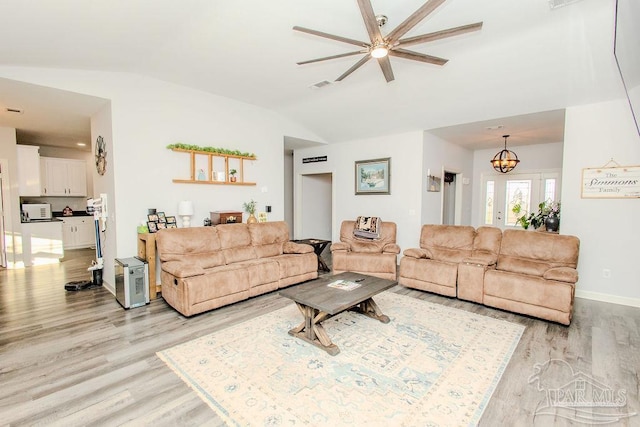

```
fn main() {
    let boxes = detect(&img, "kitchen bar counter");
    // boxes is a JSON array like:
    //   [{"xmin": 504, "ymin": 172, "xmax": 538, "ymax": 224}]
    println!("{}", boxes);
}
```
[{"xmin": 21, "ymin": 221, "xmax": 64, "ymax": 267}]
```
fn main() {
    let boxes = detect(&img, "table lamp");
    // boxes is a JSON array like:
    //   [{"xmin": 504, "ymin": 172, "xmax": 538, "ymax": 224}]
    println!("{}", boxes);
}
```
[{"xmin": 178, "ymin": 200, "xmax": 194, "ymax": 228}]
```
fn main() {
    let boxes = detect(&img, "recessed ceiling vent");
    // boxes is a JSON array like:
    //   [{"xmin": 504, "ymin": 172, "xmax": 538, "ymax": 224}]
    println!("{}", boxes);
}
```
[
  {"xmin": 309, "ymin": 80, "xmax": 332, "ymax": 90},
  {"xmin": 548, "ymin": 0, "xmax": 583, "ymax": 9},
  {"xmin": 5, "ymin": 107, "xmax": 24, "ymax": 114}
]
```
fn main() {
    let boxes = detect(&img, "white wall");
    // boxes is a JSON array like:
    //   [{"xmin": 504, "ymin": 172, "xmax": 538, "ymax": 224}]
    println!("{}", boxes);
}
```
[
  {"xmin": 470, "ymin": 142, "xmax": 564, "ymax": 227},
  {"xmin": 563, "ymin": 99, "xmax": 640, "ymax": 305},
  {"xmin": 90, "ymin": 103, "xmax": 116, "ymax": 289},
  {"xmin": 422, "ymin": 132, "xmax": 475, "ymax": 225},
  {"xmin": 0, "ymin": 67, "xmax": 322, "ymax": 289},
  {"xmin": 0, "ymin": 126, "xmax": 21, "ymax": 266},
  {"xmin": 294, "ymin": 131, "xmax": 424, "ymax": 251}
]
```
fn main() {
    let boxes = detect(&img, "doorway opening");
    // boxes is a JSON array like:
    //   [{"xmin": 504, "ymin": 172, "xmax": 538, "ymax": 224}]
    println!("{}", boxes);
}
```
[
  {"xmin": 0, "ymin": 160, "xmax": 7, "ymax": 267},
  {"xmin": 441, "ymin": 169, "xmax": 463, "ymax": 225},
  {"xmin": 298, "ymin": 173, "xmax": 333, "ymax": 241}
]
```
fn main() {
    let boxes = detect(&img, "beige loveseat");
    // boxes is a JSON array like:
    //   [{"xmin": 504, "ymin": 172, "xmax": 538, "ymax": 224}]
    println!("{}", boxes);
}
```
[
  {"xmin": 399, "ymin": 225, "xmax": 580, "ymax": 325},
  {"xmin": 399, "ymin": 225, "xmax": 502, "ymax": 298},
  {"xmin": 156, "ymin": 221, "xmax": 318, "ymax": 316},
  {"xmin": 330, "ymin": 220, "xmax": 400, "ymax": 281}
]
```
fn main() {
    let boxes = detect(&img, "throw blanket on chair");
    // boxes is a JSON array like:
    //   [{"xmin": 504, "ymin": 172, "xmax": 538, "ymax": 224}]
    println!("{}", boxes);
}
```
[{"xmin": 353, "ymin": 216, "xmax": 382, "ymax": 239}]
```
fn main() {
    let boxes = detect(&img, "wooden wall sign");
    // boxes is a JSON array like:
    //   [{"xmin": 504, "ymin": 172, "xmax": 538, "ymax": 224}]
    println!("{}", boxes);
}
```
[{"xmin": 581, "ymin": 163, "xmax": 640, "ymax": 198}]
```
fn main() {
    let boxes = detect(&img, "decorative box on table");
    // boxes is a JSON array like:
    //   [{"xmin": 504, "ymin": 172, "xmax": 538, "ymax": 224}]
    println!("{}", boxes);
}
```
[{"xmin": 210, "ymin": 211, "xmax": 243, "ymax": 225}]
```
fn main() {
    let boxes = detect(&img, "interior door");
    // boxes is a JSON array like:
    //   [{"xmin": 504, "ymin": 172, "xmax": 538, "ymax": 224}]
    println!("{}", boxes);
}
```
[{"xmin": 481, "ymin": 171, "xmax": 561, "ymax": 229}]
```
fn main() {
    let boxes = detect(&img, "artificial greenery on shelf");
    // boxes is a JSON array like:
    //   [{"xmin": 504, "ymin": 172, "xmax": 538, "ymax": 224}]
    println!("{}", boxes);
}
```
[{"xmin": 167, "ymin": 143, "xmax": 256, "ymax": 158}]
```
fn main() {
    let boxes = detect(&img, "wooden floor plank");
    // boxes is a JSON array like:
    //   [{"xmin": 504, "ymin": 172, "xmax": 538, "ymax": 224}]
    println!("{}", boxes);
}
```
[{"xmin": 1, "ymin": 249, "xmax": 638, "ymax": 425}]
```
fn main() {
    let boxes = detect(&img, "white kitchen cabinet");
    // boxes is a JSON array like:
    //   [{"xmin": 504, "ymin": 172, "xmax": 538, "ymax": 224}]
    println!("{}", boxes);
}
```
[
  {"xmin": 61, "ymin": 217, "xmax": 95, "ymax": 249},
  {"xmin": 17, "ymin": 145, "xmax": 41, "ymax": 196},
  {"xmin": 41, "ymin": 157, "xmax": 87, "ymax": 196}
]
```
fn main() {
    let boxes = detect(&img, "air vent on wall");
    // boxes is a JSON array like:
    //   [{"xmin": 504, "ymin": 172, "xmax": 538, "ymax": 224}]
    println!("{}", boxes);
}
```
[
  {"xmin": 549, "ymin": 0, "xmax": 583, "ymax": 9},
  {"xmin": 309, "ymin": 80, "xmax": 332, "ymax": 90}
]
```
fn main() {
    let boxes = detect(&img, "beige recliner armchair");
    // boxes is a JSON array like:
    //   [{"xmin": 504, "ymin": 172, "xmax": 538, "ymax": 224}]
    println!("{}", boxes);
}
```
[{"xmin": 330, "ymin": 220, "xmax": 400, "ymax": 281}]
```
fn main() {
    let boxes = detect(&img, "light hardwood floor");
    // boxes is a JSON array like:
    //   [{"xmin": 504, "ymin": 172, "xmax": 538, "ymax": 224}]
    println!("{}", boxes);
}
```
[{"xmin": 1, "ymin": 249, "xmax": 638, "ymax": 426}]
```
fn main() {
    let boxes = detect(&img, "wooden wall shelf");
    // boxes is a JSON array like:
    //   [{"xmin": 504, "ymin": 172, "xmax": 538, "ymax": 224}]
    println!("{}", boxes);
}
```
[{"xmin": 171, "ymin": 148, "xmax": 256, "ymax": 186}]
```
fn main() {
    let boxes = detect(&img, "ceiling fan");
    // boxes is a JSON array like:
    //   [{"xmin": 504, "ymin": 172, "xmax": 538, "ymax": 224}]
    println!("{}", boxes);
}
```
[{"xmin": 294, "ymin": 0, "xmax": 483, "ymax": 83}]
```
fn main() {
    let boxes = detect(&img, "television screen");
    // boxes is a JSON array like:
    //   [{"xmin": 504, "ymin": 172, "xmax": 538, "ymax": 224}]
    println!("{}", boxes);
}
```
[{"xmin": 614, "ymin": 0, "xmax": 640, "ymax": 137}]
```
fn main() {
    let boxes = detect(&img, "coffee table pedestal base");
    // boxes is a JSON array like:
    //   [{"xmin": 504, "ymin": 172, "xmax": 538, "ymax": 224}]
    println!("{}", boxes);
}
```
[{"xmin": 288, "ymin": 298, "xmax": 389, "ymax": 356}]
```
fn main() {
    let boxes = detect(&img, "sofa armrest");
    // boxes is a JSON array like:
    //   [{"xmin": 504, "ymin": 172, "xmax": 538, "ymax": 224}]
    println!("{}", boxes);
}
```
[
  {"xmin": 283, "ymin": 241, "xmax": 314, "ymax": 254},
  {"xmin": 162, "ymin": 261, "xmax": 205, "ymax": 279},
  {"xmin": 382, "ymin": 243, "xmax": 401, "ymax": 254},
  {"xmin": 462, "ymin": 254, "xmax": 496, "ymax": 267},
  {"xmin": 402, "ymin": 248, "xmax": 432, "ymax": 259},
  {"xmin": 543, "ymin": 267, "xmax": 578, "ymax": 283},
  {"xmin": 330, "ymin": 241, "xmax": 350, "ymax": 252}
]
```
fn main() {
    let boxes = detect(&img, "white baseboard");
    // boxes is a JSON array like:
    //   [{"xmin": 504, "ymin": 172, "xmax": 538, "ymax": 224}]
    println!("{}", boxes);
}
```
[
  {"xmin": 575, "ymin": 290, "xmax": 640, "ymax": 308},
  {"xmin": 102, "ymin": 280, "xmax": 115, "ymax": 296}
]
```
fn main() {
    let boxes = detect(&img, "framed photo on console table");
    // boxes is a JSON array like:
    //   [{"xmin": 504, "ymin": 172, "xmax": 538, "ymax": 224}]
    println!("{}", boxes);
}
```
[{"xmin": 355, "ymin": 157, "xmax": 390, "ymax": 195}]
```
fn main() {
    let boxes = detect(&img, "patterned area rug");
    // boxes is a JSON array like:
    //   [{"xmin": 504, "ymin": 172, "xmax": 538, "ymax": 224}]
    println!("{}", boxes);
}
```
[{"xmin": 158, "ymin": 292, "xmax": 524, "ymax": 426}]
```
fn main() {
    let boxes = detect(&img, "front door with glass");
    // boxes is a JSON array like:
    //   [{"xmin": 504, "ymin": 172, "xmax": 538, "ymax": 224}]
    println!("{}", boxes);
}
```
[{"xmin": 482, "ymin": 171, "xmax": 560, "ymax": 229}]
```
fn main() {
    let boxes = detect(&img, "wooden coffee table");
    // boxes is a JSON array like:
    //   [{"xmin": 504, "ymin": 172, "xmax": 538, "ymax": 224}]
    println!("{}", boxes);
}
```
[{"xmin": 279, "ymin": 272, "xmax": 397, "ymax": 355}]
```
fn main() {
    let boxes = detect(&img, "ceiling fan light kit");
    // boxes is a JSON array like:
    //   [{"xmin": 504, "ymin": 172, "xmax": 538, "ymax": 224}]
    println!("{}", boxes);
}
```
[
  {"xmin": 370, "ymin": 44, "xmax": 389, "ymax": 58},
  {"xmin": 490, "ymin": 135, "xmax": 520, "ymax": 174},
  {"xmin": 294, "ymin": 0, "xmax": 483, "ymax": 83}
]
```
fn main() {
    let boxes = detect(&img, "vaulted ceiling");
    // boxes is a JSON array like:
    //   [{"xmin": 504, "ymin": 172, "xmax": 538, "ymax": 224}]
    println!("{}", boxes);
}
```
[{"xmin": 0, "ymin": 0, "xmax": 625, "ymax": 150}]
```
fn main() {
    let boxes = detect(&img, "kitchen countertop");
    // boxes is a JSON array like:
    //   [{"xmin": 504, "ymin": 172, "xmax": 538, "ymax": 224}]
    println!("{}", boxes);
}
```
[
  {"xmin": 21, "ymin": 218, "xmax": 62, "ymax": 223},
  {"xmin": 53, "ymin": 211, "xmax": 93, "ymax": 218}
]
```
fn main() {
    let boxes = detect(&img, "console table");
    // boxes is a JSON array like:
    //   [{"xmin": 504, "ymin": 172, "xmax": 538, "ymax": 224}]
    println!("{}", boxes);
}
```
[{"xmin": 137, "ymin": 232, "xmax": 159, "ymax": 300}]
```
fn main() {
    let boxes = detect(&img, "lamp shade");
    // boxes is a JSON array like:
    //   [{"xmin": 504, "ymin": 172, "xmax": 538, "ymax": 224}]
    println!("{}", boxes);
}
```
[{"xmin": 177, "ymin": 200, "xmax": 194, "ymax": 216}]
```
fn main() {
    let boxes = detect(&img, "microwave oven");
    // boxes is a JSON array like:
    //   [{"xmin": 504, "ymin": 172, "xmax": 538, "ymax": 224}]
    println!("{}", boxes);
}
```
[{"xmin": 22, "ymin": 203, "xmax": 52, "ymax": 220}]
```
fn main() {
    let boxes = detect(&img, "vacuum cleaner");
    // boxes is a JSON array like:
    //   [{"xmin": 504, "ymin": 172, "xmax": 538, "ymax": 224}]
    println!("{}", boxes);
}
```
[{"xmin": 65, "ymin": 195, "xmax": 107, "ymax": 291}]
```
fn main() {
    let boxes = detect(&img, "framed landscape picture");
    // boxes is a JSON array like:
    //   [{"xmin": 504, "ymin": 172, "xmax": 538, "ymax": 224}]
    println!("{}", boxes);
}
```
[{"xmin": 355, "ymin": 158, "xmax": 390, "ymax": 195}]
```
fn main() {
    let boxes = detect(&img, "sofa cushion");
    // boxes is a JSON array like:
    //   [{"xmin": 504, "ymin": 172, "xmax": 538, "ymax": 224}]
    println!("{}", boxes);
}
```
[
  {"xmin": 338, "ymin": 220, "xmax": 397, "ymax": 253},
  {"xmin": 156, "ymin": 227, "xmax": 225, "ymax": 269},
  {"xmin": 184, "ymin": 266, "xmax": 250, "ymax": 303},
  {"xmin": 497, "ymin": 229, "xmax": 579, "ymax": 277},
  {"xmin": 420, "ymin": 225, "xmax": 475, "ymax": 263},
  {"xmin": 472, "ymin": 226, "xmax": 502, "ymax": 263},
  {"xmin": 273, "ymin": 253, "xmax": 318, "ymax": 280},
  {"xmin": 217, "ymin": 223, "xmax": 257, "ymax": 264},
  {"xmin": 484, "ymin": 269, "xmax": 574, "ymax": 313},
  {"xmin": 248, "ymin": 221, "xmax": 289, "ymax": 258},
  {"xmin": 400, "ymin": 256, "xmax": 458, "ymax": 288}
]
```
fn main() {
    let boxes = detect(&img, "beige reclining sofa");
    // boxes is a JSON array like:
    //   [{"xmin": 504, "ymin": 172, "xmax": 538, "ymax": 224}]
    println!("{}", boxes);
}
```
[
  {"xmin": 399, "ymin": 225, "xmax": 580, "ymax": 325},
  {"xmin": 156, "ymin": 221, "xmax": 318, "ymax": 316}
]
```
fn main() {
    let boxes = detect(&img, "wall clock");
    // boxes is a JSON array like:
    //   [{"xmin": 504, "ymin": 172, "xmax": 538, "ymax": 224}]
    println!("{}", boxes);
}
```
[{"xmin": 95, "ymin": 135, "xmax": 107, "ymax": 175}]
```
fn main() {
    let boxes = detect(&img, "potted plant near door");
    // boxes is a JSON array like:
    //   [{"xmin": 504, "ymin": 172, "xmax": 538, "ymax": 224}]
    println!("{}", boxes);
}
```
[
  {"xmin": 512, "ymin": 200, "xmax": 561, "ymax": 232},
  {"xmin": 229, "ymin": 169, "xmax": 237, "ymax": 182}
]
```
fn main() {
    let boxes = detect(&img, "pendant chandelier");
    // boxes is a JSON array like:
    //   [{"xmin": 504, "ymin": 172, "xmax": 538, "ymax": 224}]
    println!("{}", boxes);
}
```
[{"xmin": 490, "ymin": 134, "xmax": 520, "ymax": 173}]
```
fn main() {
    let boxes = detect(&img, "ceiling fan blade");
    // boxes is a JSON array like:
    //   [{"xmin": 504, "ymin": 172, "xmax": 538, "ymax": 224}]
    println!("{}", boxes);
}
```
[
  {"xmin": 335, "ymin": 55, "xmax": 372, "ymax": 81},
  {"xmin": 293, "ymin": 26, "xmax": 369, "ymax": 48},
  {"xmin": 389, "ymin": 48, "xmax": 448, "ymax": 66},
  {"xmin": 396, "ymin": 22, "xmax": 484, "ymax": 48},
  {"xmin": 377, "ymin": 56, "xmax": 395, "ymax": 82},
  {"xmin": 386, "ymin": 0, "xmax": 447, "ymax": 43},
  {"xmin": 357, "ymin": 0, "xmax": 383, "ymax": 44},
  {"xmin": 297, "ymin": 51, "xmax": 365, "ymax": 65}
]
